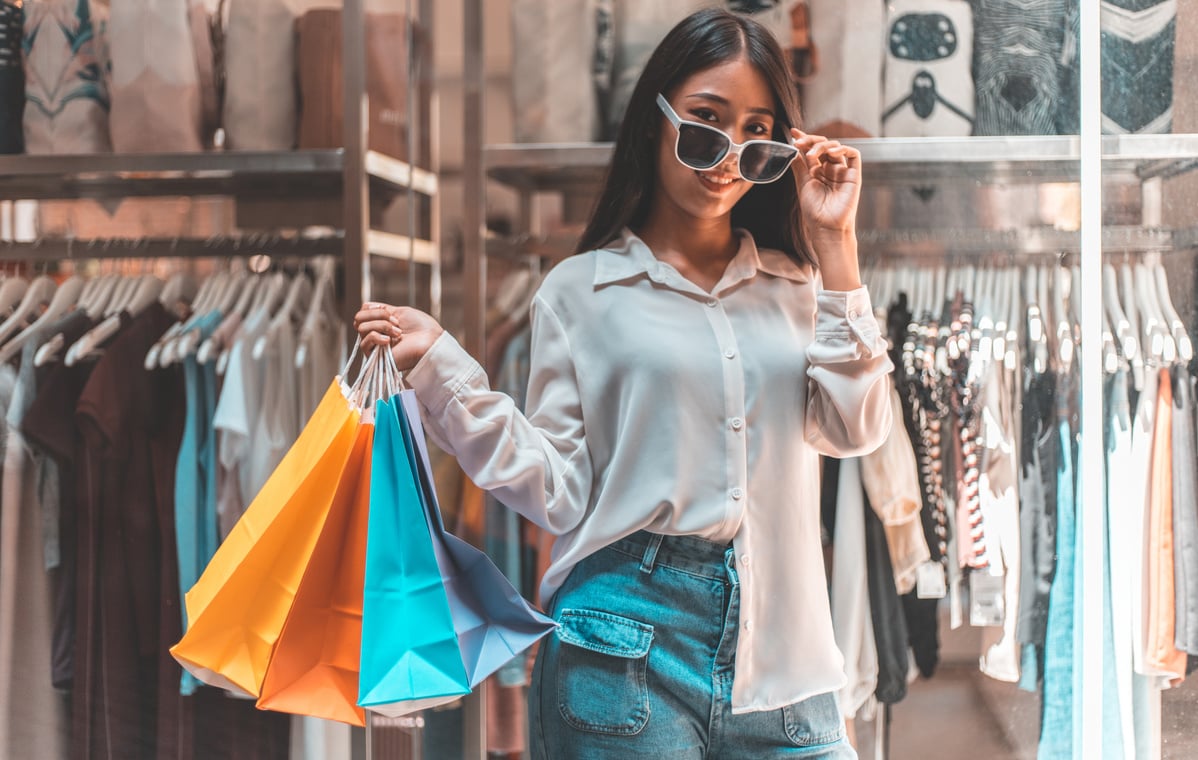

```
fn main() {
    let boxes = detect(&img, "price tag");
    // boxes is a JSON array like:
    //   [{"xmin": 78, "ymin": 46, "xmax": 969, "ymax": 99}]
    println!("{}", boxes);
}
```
[
  {"xmin": 916, "ymin": 561, "xmax": 947, "ymax": 599},
  {"xmin": 969, "ymin": 571, "xmax": 1006, "ymax": 627}
]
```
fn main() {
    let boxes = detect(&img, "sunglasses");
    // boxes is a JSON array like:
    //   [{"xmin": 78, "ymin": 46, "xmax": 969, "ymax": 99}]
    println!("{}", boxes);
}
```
[{"xmin": 656, "ymin": 94, "xmax": 800, "ymax": 184}]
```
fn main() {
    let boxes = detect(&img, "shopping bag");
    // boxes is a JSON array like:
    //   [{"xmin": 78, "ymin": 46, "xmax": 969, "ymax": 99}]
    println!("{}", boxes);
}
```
[
  {"xmin": 396, "ymin": 390, "xmax": 556, "ymax": 688},
  {"xmin": 170, "ymin": 378, "xmax": 360, "ymax": 697},
  {"xmin": 358, "ymin": 392, "xmax": 470, "ymax": 714},
  {"xmin": 255, "ymin": 420, "xmax": 374, "ymax": 726}
]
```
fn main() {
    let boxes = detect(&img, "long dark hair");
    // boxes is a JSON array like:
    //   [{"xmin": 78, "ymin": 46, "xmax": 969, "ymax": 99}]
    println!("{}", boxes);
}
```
[{"xmin": 575, "ymin": 8, "xmax": 812, "ymax": 268}]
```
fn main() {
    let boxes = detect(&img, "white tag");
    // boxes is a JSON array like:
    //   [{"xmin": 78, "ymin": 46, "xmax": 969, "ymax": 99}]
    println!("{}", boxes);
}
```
[
  {"xmin": 916, "ymin": 561, "xmax": 947, "ymax": 599},
  {"xmin": 969, "ymin": 572, "xmax": 1006, "ymax": 627}
]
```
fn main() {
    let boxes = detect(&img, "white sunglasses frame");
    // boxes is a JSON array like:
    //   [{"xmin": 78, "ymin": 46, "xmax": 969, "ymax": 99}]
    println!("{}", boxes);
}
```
[{"xmin": 655, "ymin": 93, "xmax": 800, "ymax": 184}]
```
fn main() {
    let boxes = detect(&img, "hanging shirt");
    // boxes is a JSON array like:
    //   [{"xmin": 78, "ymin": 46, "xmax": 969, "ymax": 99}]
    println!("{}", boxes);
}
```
[{"xmin": 406, "ymin": 227, "xmax": 894, "ymax": 713}]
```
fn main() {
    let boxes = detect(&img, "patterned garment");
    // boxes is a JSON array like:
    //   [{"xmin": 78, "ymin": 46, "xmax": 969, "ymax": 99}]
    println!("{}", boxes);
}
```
[
  {"xmin": 972, "ymin": 0, "xmax": 1071, "ymax": 135},
  {"xmin": 882, "ymin": 0, "xmax": 975, "ymax": 136},
  {"xmin": 1101, "ymin": 0, "xmax": 1176, "ymax": 134},
  {"xmin": 0, "ymin": 2, "xmax": 22, "ymax": 153},
  {"xmin": 22, "ymin": 0, "xmax": 111, "ymax": 153}
]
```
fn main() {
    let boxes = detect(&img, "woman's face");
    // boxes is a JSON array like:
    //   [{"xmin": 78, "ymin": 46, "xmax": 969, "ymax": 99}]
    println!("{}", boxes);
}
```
[{"xmin": 654, "ymin": 56, "xmax": 781, "ymax": 222}]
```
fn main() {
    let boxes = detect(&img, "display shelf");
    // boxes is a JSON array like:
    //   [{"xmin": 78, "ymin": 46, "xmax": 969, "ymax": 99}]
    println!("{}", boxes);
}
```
[
  {"xmin": 857, "ymin": 224, "xmax": 1191, "ymax": 256},
  {"xmin": 484, "ymin": 134, "xmax": 1198, "ymax": 194},
  {"xmin": 0, "ymin": 230, "xmax": 439, "ymax": 264},
  {"xmin": 0, "ymin": 150, "xmax": 437, "ymax": 202}
]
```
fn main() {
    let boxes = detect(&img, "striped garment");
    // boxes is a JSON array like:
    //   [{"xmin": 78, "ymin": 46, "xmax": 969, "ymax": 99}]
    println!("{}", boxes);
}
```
[{"xmin": 1101, "ymin": 0, "xmax": 1176, "ymax": 134}]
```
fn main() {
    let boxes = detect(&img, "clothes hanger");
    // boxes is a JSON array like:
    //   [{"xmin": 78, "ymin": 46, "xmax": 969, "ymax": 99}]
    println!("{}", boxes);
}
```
[
  {"xmin": 295, "ymin": 257, "xmax": 339, "ymax": 370},
  {"xmin": 1052, "ymin": 263, "xmax": 1073, "ymax": 373},
  {"xmin": 65, "ymin": 270, "xmax": 165, "ymax": 367},
  {"xmin": 2, "ymin": 274, "xmax": 85, "ymax": 365},
  {"xmin": 1152, "ymin": 261, "xmax": 1193, "ymax": 364},
  {"xmin": 252, "ymin": 269, "xmax": 312, "ymax": 361},
  {"xmin": 0, "ymin": 274, "xmax": 56, "ymax": 349},
  {"xmin": 1026, "ymin": 265, "xmax": 1048, "ymax": 375},
  {"xmin": 0, "ymin": 272, "xmax": 28, "ymax": 318},
  {"xmin": 159, "ymin": 270, "xmax": 230, "ymax": 367},
  {"xmin": 197, "ymin": 272, "xmax": 261, "ymax": 365},
  {"xmin": 1134, "ymin": 261, "xmax": 1172, "ymax": 366},
  {"xmin": 1119, "ymin": 260, "xmax": 1145, "ymax": 390},
  {"xmin": 1103, "ymin": 262, "xmax": 1138, "ymax": 368}
]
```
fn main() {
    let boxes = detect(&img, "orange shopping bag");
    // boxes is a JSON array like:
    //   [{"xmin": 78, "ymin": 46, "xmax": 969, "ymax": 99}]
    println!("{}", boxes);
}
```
[
  {"xmin": 170, "ymin": 378, "xmax": 361, "ymax": 697},
  {"xmin": 255, "ymin": 419, "xmax": 374, "ymax": 726}
]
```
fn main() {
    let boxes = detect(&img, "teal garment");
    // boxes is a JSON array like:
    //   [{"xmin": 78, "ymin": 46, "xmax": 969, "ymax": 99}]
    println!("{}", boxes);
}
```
[
  {"xmin": 174, "ymin": 310, "xmax": 224, "ymax": 695},
  {"xmin": 1038, "ymin": 418, "xmax": 1075, "ymax": 760}
]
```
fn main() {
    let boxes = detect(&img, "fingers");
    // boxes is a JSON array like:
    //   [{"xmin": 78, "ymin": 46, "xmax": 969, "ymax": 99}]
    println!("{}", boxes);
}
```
[{"xmin": 790, "ymin": 128, "xmax": 860, "ymax": 181}]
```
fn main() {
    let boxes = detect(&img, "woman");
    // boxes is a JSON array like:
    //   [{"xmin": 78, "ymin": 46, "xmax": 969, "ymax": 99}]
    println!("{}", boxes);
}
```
[{"xmin": 356, "ymin": 8, "xmax": 892, "ymax": 758}]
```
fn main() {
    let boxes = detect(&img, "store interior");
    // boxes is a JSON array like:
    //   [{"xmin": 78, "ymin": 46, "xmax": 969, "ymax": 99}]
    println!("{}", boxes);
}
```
[{"xmin": 0, "ymin": 1, "xmax": 1197, "ymax": 759}]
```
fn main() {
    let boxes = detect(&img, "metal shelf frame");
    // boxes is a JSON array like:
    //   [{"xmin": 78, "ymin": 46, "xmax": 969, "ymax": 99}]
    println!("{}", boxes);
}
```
[{"xmin": 483, "ymin": 134, "xmax": 1198, "ymax": 195}]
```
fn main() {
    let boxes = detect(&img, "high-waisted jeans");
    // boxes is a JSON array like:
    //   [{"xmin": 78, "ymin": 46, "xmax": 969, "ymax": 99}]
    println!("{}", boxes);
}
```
[{"xmin": 529, "ymin": 531, "xmax": 855, "ymax": 759}]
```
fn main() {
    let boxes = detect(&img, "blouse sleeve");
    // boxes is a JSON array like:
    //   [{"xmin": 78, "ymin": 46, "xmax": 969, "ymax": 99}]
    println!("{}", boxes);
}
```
[
  {"xmin": 403, "ymin": 295, "xmax": 592, "ymax": 535},
  {"xmin": 804, "ymin": 287, "xmax": 895, "ymax": 456}
]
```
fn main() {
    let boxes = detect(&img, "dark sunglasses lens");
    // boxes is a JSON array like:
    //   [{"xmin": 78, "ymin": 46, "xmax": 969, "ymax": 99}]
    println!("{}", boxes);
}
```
[
  {"xmin": 741, "ymin": 143, "xmax": 798, "ymax": 182},
  {"xmin": 676, "ymin": 124, "xmax": 729, "ymax": 169}
]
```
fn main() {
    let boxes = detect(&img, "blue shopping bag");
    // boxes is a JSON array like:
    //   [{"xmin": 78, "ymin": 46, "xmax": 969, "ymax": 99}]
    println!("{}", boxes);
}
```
[
  {"xmin": 396, "ymin": 390, "xmax": 557, "ymax": 686},
  {"xmin": 358, "ymin": 394, "xmax": 470, "ymax": 712}
]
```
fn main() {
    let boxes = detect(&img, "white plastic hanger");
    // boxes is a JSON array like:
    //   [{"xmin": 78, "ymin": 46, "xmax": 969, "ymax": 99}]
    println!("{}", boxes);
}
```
[
  {"xmin": 0, "ymin": 274, "xmax": 29, "ymax": 318},
  {"xmin": 1134, "ymin": 261, "xmax": 1173, "ymax": 365},
  {"xmin": 253, "ymin": 271, "xmax": 312, "ymax": 361},
  {"xmin": 2, "ymin": 275, "xmax": 85, "ymax": 365},
  {"xmin": 1152, "ymin": 261, "xmax": 1193, "ymax": 363},
  {"xmin": 1103, "ymin": 263, "xmax": 1137, "ymax": 367},
  {"xmin": 295, "ymin": 258, "xmax": 338, "ymax": 370},
  {"xmin": 65, "ymin": 273, "xmax": 165, "ymax": 367},
  {"xmin": 197, "ymin": 274, "xmax": 261, "ymax": 366},
  {"xmin": 1119, "ymin": 262, "xmax": 1145, "ymax": 391},
  {"xmin": 0, "ymin": 274, "xmax": 56, "ymax": 349}
]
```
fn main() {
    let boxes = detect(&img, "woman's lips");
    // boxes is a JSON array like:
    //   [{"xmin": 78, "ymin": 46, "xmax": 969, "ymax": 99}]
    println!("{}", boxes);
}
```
[{"xmin": 696, "ymin": 170, "xmax": 739, "ymax": 191}]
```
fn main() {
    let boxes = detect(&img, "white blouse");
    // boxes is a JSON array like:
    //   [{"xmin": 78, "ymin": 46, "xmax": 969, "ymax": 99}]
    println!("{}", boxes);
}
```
[{"xmin": 406, "ymin": 227, "xmax": 894, "ymax": 713}]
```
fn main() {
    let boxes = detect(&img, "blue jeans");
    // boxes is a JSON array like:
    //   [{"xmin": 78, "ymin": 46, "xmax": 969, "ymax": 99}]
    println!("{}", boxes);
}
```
[{"xmin": 529, "ymin": 531, "xmax": 855, "ymax": 759}]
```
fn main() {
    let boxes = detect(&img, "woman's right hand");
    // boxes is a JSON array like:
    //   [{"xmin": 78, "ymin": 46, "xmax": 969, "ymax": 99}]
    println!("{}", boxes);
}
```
[{"xmin": 353, "ymin": 302, "xmax": 445, "ymax": 372}]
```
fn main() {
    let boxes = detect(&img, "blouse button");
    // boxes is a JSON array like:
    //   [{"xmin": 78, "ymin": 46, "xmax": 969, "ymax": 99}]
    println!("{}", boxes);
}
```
[
  {"xmin": 743, "ymin": 620, "xmax": 753, "ymax": 632},
  {"xmin": 730, "ymin": 417, "xmax": 744, "ymax": 431},
  {"xmin": 706, "ymin": 298, "xmax": 718, "ymax": 307},
  {"xmin": 731, "ymin": 487, "xmax": 744, "ymax": 501},
  {"xmin": 723, "ymin": 349, "xmax": 736, "ymax": 359},
  {"xmin": 848, "ymin": 309, "xmax": 859, "ymax": 320}
]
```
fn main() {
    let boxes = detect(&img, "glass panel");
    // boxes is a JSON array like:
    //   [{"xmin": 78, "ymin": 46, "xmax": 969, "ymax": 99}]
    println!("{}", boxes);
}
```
[{"xmin": 1101, "ymin": 1, "xmax": 1198, "ymax": 759}]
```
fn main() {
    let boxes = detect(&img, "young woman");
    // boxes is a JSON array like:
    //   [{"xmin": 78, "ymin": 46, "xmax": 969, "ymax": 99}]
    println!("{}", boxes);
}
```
[{"xmin": 355, "ymin": 8, "xmax": 892, "ymax": 758}]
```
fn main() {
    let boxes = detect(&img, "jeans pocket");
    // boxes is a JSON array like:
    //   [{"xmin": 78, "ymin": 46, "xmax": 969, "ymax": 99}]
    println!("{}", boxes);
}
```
[
  {"xmin": 555, "ymin": 607, "xmax": 653, "ymax": 736},
  {"xmin": 782, "ymin": 691, "xmax": 845, "ymax": 747}
]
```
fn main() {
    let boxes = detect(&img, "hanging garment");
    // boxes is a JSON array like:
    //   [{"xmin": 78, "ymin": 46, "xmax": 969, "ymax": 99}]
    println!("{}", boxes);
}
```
[
  {"xmin": 1016, "ymin": 363, "xmax": 1058, "ymax": 661},
  {"xmin": 800, "ymin": 0, "xmax": 884, "ymax": 137},
  {"xmin": 971, "ymin": 0, "xmax": 1070, "ymax": 135},
  {"xmin": 1107, "ymin": 369, "xmax": 1139, "ymax": 760},
  {"xmin": 21, "ymin": 311, "xmax": 97, "ymax": 691},
  {"xmin": 512, "ymin": 0, "xmax": 606, "ymax": 142},
  {"xmin": 606, "ymin": 0, "xmax": 711, "ymax": 139},
  {"xmin": 881, "ymin": 0, "xmax": 975, "ymax": 137},
  {"xmin": 864, "ymin": 480, "xmax": 913, "ymax": 701},
  {"xmin": 248, "ymin": 314, "xmax": 302, "ymax": 497},
  {"xmin": 0, "ymin": 1, "xmax": 23, "ymax": 153},
  {"xmin": 174, "ymin": 310, "xmax": 224, "ymax": 696},
  {"xmin": 830, "ymin": 457, "xmax": 880, "ymax": 720},
  {"xmin": 107, "ymin": 0, "xmax": 204, "ymax": 152},
  {"xmin": 0, "ymin": 363, "xmax": 66, "ymax": 760},
  {"xmin": 978, "ymin": 366, "xmax": 1022, "ymax": 683},
  {"xmin": 1170, "ymin": 366, "xmax": 1198, "ymax": 654},
  {"xmin": 1145, "ymin": 368, "xmax": 1187, "ymax": 683},
  {"xmin": 1038, "ymin": 396, "xmax": 1076, "ymax": 760},
  {"xmin": 295, "ymin": 9, "xmax": 416, "ymax": 159},
  {"xmin": 221, "ymin": 0, "xmax": 315, "ymax": 149},
  {"xmin": 186, "ymin": 0, "xmax": 219, "ymax": 146},
  {"xmin": 1101, "ymin": 0, "xmax": 1176, "ymax": 134},
  {"xmin": 861, "ymin": 387, "xmax": 930, "ymax": 594},
  {"xmin": 22, "ymin": 0, "xmax": 112, "ymax": 153},
  {"xmin": 213, "ymin": 307, "xmax": 271, "ymax": 540},
  {"xmin": 72, "ymin": 306, "xmax": 175, "ymax": 760}
]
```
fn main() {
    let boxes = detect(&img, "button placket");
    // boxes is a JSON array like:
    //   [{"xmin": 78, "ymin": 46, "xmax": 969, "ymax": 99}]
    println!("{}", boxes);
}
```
[{"xmin": 702, "ymin": 297, "xmax": 749, "ymax": 538}]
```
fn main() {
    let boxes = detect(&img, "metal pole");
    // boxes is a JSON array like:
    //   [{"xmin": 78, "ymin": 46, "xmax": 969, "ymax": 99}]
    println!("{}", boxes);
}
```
[
  {"xmin": 462, "ymin": 1, "xmax": 488, "ymax": 758},
  {"xmin": 1077, "ymin": 0, "xmax": 1105, "ymax": 757},
  {"xmin": 343, "ymin": 0, "xmax": 369, "ymax": 755}
]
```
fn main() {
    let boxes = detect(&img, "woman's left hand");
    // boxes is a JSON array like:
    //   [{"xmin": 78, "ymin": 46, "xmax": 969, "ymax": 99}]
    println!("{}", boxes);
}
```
[{"xmin": 790, "ymin": 128, "xmax": 862, "ymax": 235}]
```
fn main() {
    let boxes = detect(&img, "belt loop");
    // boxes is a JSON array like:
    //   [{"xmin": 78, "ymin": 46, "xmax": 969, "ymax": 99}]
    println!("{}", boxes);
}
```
[{"xmin": 639, "ymin": 533, "xmax": 664, "ymax": 574}]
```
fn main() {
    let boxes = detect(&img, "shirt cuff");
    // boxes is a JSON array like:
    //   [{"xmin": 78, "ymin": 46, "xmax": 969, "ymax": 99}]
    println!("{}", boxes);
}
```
[
  {"xmin": 403, "ymin": 331, "xmax": 486, "ymax": 416},
  {"xmin": 815, "ymin": 287, "xmax": 885, "ymax": 357}
]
